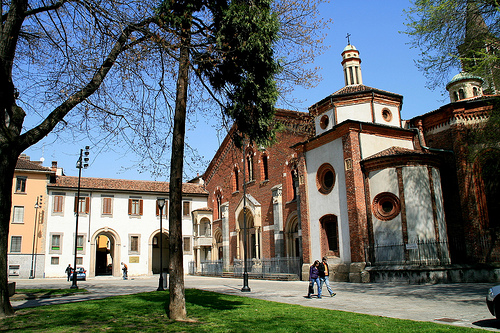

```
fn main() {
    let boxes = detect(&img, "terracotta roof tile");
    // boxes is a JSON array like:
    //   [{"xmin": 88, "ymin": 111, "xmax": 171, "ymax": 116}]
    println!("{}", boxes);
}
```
[
  {"xmin": 363, "ymin": 146, "xmax": 431, "ymax": 161},
  {"xmin": 332, "ymin": 84, "xmax": 402, "ymax": 97},
  {"xmin": 48, "ymin": 176, "xmax": 207, "ymax": 195},
  {"xmin": 193, "ymin": 207, "xmax": 213, "ymax": 212},
  {"xmin": 16, "ymin": 158, "xmax": 54, "ymax": 173}
]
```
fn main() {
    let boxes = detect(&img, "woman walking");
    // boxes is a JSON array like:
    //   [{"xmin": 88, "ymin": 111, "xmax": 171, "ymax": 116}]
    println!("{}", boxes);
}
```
[{"xmin": 307, "ymin": 260, "xmax": 322, "ymax": 298}]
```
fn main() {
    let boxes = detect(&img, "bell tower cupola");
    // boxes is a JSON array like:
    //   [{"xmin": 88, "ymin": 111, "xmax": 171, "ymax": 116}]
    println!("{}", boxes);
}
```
[{"xmin": 341, "ymin": 35, "xmax": 363, "ymax": 86}]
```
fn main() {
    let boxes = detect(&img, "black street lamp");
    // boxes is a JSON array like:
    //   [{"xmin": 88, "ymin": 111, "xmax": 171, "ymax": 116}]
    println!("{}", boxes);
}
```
[
  {"xmin": 71, "ymin": 146, "xmax": 90, "ymax": 289},
  {"xmin": 157, "ymin": 198, "xmax": 166, "ymax": 291},
  {"xmin": 241, "ymin": 147, "xmax": 250, "ymax": 292},
  {"xmin": 29, "ymin": 195, "xmax": 42, "ymax": 279}
]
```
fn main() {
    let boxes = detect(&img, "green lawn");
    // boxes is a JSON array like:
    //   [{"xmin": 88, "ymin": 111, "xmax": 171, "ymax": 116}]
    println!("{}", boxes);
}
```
[{"xmin": 0, "ymin": 289, "xmax": 483, "ymax": 332}]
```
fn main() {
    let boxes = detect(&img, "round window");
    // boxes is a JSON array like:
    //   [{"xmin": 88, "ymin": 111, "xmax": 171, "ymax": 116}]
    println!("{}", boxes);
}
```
[
  {"xmin": 316, "ymin": 163, "xmax": 335, "ymax": 194},
  {"xmin": 382, "ymin": 109, "xmax": 392, "ymax": 122},
  {"xmin": 373, "ymin": 192, "xmax": 401, "ymax": 221},
  {"xmin": 319, "ymin": 115, "xmax": 329, "ymax": 130}
]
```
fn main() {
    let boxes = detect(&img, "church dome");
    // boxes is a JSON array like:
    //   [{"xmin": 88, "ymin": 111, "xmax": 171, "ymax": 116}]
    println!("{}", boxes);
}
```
[
  {"xmin": 446, "ymin": 71, "xmax": 484, "ymax": 102},
  {"xmin": 343, "ymin": 44, "xmax": 357, "ymax": 52},
  {"xmin": 446, "ymin": 72, "xmax": 483, "ymax": 90}
]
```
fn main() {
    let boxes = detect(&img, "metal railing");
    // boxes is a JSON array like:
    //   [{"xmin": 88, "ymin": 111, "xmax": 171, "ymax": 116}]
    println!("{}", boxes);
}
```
[
  {"xmin": 189, "ymin": 257, "xmax": 301, "ymax": 278},
  {"xmin": 233, "ymin": 257, "xmax": 301, "ymax": 278},
  {"xmin": 365, "ymin": 239, "xmax": 451, "ymax": 266},
  {"xmin": 188, "ymin": 260, "xmax": 223, "ymax": 276}
]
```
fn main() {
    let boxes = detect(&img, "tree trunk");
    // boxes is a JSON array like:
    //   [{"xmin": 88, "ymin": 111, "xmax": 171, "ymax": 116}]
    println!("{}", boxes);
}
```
[
  {"xmin": 0, "ymin": 148, "xmax": 21, "ymax": 317},
  {"xmin": 168, "ymin": 25, "xmax": 191, "ymax": 321}
]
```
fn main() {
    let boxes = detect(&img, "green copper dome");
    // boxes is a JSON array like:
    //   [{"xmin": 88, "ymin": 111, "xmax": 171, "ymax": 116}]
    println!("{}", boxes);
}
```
[{"xmin": 446, "ymin": 72, "xmax": 484, "ymax": 90}]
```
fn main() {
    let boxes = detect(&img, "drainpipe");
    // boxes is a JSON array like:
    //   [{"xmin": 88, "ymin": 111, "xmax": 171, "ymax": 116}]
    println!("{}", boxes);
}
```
[{"xmin": 410, "ymin": 120, "xmax": 454, "ymax": 154}]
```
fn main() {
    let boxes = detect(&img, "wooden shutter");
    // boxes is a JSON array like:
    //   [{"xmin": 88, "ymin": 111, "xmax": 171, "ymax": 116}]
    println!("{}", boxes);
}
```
[
  {"xmin": 85, "ymin": 197, "xmax": 90, "ymax": 214},
  {"xmin": 139, "ymin": 199, "xmax": 143, "ymax": 215},
  {"xmin": 128, "ymin": 199, "xmax": 132, "ymax": 215}
]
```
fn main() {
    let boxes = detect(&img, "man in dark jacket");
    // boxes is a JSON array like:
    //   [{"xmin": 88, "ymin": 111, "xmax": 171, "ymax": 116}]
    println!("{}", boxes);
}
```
[{"xmin": 318, "ymin": 257, "xmax": 336, "ymax": 297}]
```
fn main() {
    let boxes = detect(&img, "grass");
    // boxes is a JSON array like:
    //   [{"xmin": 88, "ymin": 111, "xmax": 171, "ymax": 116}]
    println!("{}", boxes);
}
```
[{"xmin": 0, "ymin": 289, "xmax": 484, "ymax": 332}]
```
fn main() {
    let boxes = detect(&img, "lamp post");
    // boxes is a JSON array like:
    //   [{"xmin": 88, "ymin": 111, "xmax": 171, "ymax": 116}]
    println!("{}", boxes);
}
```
[
  {"xmin": 71, "ymin": 146, "xmax": 90, "ymax": 289},
  {"xmin": 241, "ymin": 146, "xmax": 250, "ymax": 292},
  {"xmin": 29, "ymin": 195, "xmax": 42, "ymax": 279},
  {"xmin": 157, "ymin": 198, "xmax": 166, "ymax": 291}
]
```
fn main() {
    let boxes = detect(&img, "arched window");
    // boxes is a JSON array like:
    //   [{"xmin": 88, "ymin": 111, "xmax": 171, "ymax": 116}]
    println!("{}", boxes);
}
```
[
  {"xmin": 215, "ymin": 190, "xmax": 222, "ymax": 220},
  {"xmin": 246, "ymin": 150, "xmax": 254, "ymax": 182},
  {"xmin": 453, "ymin": 91, "xmax": 459, "ymax": 102},
  {"xmin": 261, "ymin": 153, "xmax": 269, "ymax": 181},
  {"xmin": 473, "ymin": 87, "xmax": 479, "ymax": 96},
  {"xmin": 233, "ymin": 167, "xmax": 239, "ymax": 192},
  {"xmin": 320, "ymin": 215, "xmax": 339, "ymax": 256},
  {"xmin": 459, "ymin": 88, "xmax": 466, "ymax": 100}
]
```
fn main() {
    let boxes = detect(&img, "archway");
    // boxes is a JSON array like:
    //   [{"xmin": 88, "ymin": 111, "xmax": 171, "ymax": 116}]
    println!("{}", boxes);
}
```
[
  {"xmin": 285, "ymin": 214, "xmax": 299, "ymax": 258},
  {"xmin": 150, "ymin": 231, "xmax": 169, "ymax": 274},
  {"xmin": 90, "ymin": 227, "xmax": 121, "ymax": 278},
  {"xmin": 237, "ymin": 209, "xmax": 257, "ymax": 259},
  {"xmin": 96, "ymin": 235, "xmax": 113, "ymax": 276},
  {"xmin": 214, "ymin": 228, "xmax": 223, "ymax": 260}
]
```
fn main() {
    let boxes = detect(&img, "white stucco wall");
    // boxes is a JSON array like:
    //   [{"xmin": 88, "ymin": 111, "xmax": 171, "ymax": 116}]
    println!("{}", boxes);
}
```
[
  {"xmin": 336, "ymin": 103, "xmax": 372, "ymax": 124},
  {"xmin": 403, "ymin": 166, "xmax": 435, "ymax": 242},
  {"xmin": 372, "ymin": 103, "xmax": 400, "ymax": 127},
  {"xmin": 369, "ymin": 168, "xmax": 402, "ymax": 246},
  {"xmin": 359, "ymin": 133, "xmax": 414, "ymax": 159},
  {"xmin": 314, "ymin": 108, "xmax": 335, "ymax": 135},
  {"xmin": 44, "ymin": 189, "xmax": 204, "ymax": 278},
  {"xmin": 305, "ymin": 138, "xmax": 351, "ymax": 263}
]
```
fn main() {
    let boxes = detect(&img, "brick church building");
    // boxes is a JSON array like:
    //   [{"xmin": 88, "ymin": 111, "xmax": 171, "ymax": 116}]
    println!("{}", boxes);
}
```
[{"xmin": 195, "ymin": 41, "xmax": 500, "ymax": 283}]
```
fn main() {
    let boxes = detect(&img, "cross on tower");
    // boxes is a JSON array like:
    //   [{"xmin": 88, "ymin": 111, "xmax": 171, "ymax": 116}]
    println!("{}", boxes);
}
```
[{"xmin": 346, "ymin": 33, "xmax": 351, "ymax": 45}]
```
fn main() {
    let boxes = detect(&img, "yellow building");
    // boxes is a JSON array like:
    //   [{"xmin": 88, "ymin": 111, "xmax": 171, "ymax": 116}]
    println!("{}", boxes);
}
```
[{"xmin": 8, "ymin": 155, "xmax": 55, "ymax": 278}]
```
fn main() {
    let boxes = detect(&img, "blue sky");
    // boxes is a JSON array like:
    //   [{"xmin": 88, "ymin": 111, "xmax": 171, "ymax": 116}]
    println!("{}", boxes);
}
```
[{"xmin": 24, "ymin": 0, "xmax": 454, "ymax": 182}]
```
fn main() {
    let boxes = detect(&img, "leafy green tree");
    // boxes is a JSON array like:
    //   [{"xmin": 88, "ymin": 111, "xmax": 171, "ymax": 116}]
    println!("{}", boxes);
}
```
[
  {"xmin": 0, "ymin": 0, "xmax": 328, "ymax": 319},
  {"xmin": 404, "ymin": 0, "xmax": 500, "ymax": 92}
]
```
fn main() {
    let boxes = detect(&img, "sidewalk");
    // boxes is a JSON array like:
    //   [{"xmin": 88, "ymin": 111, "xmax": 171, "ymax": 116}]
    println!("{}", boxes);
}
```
[{"xmin": 11, "ymin": 275, "xmax": 500, "ymax": 331}]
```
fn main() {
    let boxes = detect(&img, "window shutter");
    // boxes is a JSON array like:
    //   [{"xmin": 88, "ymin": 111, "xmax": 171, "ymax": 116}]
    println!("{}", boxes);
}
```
[
  {"xmin": 74, "ymin": 197, "xmax": 78, "ymax": 213},
  {"xmin": 128, "ymin": 199, "xmax": 132, "ymax": 215},
  {"xmin": 139, "ymin": 200, "xmax": 143, "ymax": 215},
  {"xmin": 85, "ymin": 197, "xmax": 90, "ymax": 213},
  {"xmin": 156, "ymin": 204, "xmax": 159, "ymax": 216}
]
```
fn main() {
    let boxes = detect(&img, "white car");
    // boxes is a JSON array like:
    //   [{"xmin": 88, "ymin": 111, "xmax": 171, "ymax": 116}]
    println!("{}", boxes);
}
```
[{"xmin": 487, "ymin": 285, "xmax": 500, "ymax": 319}]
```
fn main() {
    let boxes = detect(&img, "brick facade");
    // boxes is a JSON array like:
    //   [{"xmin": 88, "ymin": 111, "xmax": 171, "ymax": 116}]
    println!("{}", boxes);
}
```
[
  {"xmin": 203, "ymin": 110, "xmax": 313, "ymax": 267},
  {"xmin": 410, "ymin": 96, "xmax": 500, "ymax": 264}
]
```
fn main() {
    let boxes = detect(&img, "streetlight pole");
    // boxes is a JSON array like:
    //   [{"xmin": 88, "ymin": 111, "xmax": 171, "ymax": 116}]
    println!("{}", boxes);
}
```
[
  {"xmin": 241, "ymin": 146, "xmax": 250, "ymax": 292},
  {"xmin": 71, "ymin": 146, "xmax": 90, "ymax": 289},
  {"xmin": 157, "ymin": 198, "xmax": 166, "ymax": 291},
  {"xmin": 29, "ymin": 196, "xmax": 41, "ymax": 279}
]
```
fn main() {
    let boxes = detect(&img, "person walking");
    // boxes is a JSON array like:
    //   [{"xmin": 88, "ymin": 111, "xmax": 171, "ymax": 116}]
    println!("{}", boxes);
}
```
[
  {"xmin": 65, "ymin": 264, "xmax": 72, "ymax": 281},
  {"xmin": 319, "ymin": 256, "xmax": 336, "ymax": 297},
  {"xmin": 307, "ymin": 260, "xmax": 322, "ymax": 298},
  {"xmin": 121, "ymin": 262, "xmax": 128, "ymax": 280}
]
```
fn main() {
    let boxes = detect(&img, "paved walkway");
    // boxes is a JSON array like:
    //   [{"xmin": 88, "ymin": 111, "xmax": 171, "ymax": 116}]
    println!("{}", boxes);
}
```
[{"xmin": 10, "ymin": 275, "xmax": 500, "ymax": 331}]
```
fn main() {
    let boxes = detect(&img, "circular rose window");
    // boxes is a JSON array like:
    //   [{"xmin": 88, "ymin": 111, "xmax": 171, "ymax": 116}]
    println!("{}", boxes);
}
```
[
  {"xmin": 319, "ymin": 115, "xmax": 329, "ymax": 130},
  {"xmin": 372, "ymin": 192, "xmax": 401, "ymax": 221},
  {"xmin": 382, "ymin": 108, "xmax": 393, "ymax": 122},
  {"xmin": 316, "ymin": 163, "xmax": 335, "ymax": 194}
]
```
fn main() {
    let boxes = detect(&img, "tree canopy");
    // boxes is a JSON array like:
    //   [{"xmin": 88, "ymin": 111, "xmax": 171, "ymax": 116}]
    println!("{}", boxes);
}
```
[
  {"xmin": 0, "ymin": 0, "xmax": 330, "ymax": 319},
  {"xmin": 404, "ymin": 0, "xmax": 500, "ymax": 92}
]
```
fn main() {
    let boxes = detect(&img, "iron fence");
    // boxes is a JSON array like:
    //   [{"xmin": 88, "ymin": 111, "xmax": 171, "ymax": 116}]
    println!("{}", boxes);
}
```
[
  {"xmin": 189, "ymin": 257, "xmax": 301, "ymax": 278},
  {"xmin": 233, "ymin": 257, "xmax": 301, "ymax": 278},
  {"xmin": 365, "ymin": 239, "xmax": 451, "ymax": 266},
  {"xmin": 188, "ymin": 260, "xmax": 223, "ymax": 276}
]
